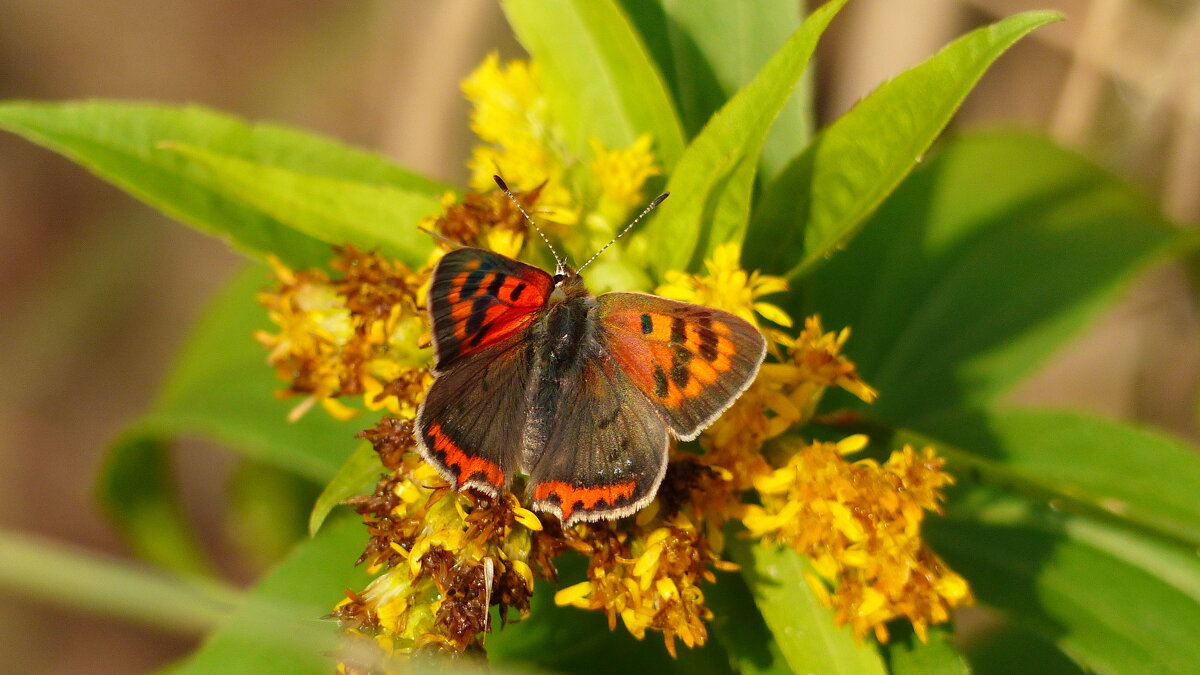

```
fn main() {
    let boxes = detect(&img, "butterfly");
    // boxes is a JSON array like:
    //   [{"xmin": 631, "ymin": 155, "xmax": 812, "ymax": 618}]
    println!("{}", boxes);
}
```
[{"xmin": 415, "ymin": 177, "xmax": 767, "ymax": 525}]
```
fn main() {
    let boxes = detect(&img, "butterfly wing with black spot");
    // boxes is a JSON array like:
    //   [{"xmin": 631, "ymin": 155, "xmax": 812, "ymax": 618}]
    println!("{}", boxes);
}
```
[
  {"xmin": 417, "ymin": 247, "xmax": 552, "ymax": 494},
  {"xmin": 596, "ymin": 292, "xmax": 767, "ymax": 440},
  {"xmin": 524, "ymin": 352, "xmax": 670, "ymax": 526},
  {"xmin": 427, "ymin": 247, "xmax": 553, "ymax": 372}
]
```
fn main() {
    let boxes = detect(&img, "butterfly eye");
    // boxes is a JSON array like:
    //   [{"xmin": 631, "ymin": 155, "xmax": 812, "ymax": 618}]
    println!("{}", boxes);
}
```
[{"xmin": 552, "ymin": 273, "xmax": 566, "ymax": 285}]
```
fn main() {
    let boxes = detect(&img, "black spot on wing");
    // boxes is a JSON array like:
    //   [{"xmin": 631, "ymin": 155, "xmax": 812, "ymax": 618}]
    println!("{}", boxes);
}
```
[
  {"xmin": 511, "ymin": 282, "xmax": 527, "ymax": 301},
  {"xmin": 486, "ymin": 273, "xmax": 506, "ymax": 298},
  {"xmin": 670, "ymin": 345, "xmax": 692, "ymax": 387},
  {"xmin": 466, "ymin": 295, "xmax": 490, "ymax": 336},
  {"xmin": 641, "ymin": 313, "xmax": 653, "ymax": 335},
  {"xmin": 670, "ymin": 316, "xmax": 687, "ymax": 344},
  {"xmin": 698, "ymin": 315, "xmax": 719, "ymax": 361},
  {"xmin": 461, "ymin": 270, "xmax": 487, "ymax": 298},
  {"xmin": 653, "ymin": 366, "xmax": 669, "ymax": 398}
]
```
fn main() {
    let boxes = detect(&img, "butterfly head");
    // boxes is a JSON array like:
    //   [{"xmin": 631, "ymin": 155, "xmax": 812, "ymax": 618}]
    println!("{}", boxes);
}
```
[{"xmin": 550, "ymin": 261, "xmax": 588, "ymax": 303}]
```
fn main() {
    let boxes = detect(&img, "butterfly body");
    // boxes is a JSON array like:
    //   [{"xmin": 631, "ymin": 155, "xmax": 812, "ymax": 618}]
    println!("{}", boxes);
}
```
[{"xmin": 417, "ymin": 247, "xmax": 766, "ymax": 525}]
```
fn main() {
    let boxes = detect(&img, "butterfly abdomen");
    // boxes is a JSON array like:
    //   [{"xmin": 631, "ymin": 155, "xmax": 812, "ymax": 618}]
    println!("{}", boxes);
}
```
[{"xmin": 521, "ymin": 295, "xmax": 600, "ymax": 469}]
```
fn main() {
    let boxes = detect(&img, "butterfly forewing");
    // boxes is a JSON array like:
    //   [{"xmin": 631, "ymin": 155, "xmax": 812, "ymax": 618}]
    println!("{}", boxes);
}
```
[
  {"xmin": 428, "ymin": 247, "xmax": 552, "ymax": 371},
  {"xmin": 596, "ymin": 292, "xmax": 767, "ymax": 439},
  {"xmin": 526, "ymin": 355, "xmax": 670, "ymax": 525}
]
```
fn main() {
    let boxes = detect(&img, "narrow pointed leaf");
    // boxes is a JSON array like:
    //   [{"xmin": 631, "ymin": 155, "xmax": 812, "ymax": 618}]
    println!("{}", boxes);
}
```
[
  {"xmin": 502, "ymin": 0, "xmax": 685, "ymax": 170},
  {"xmin": 908, "ymin": 408, "xmax": 1200, "ymax": 550},
  {"xmin": 167, "ymin": 143, "xmax": 439, "ymax": 268},
  {"xmin": 0, "ymin": 529, "xmax": 239, "ymax": 635},
  {"xmin": 804, "ymin": 132, "xmax": 1185, "ymax": 422},
  {"xmin": 884, "ymin": 626, "xmax": 970, "ymax": 675},
  {"xmin": 930, "ymin": 488, "xmax": 1200, "ymax": 674},
  {"xmin": 640, "ymin": 0, "xmax": 846, "ymax": 277},
  {"xmin": 619, "ymin": 0, "xmax": 811, "ymax": 178},
  {"xmin": 309, "ymin": 442, "xmax": 383, "ymax": 536},
  {"xmin": 96, "ymin": 431, "xmax": 215, "ymax": 576},
  {"xmin": 744, "ymin": 11, "xmax": 1062, "ymax": 279},
  {"xmin": 728, "ymin": 538, "xmax": 887, "ymax": 675},
  {"xmin": 705, "ymin": 569, "xmax": 793, "ymax": 675},
  {"xmin": 0, "ymin": 101, "xmax": 448, "ymax": 267}
]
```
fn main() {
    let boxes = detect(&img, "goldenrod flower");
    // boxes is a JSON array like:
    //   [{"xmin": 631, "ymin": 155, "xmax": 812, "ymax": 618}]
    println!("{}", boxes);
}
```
[
  {"xmin": 553, "ymin": 504, "xmax": 733, "ymax": 657},
  {"xmin": 462, "ymin": 53, "xmax": 576, "ymax": 225},
  {"xmin": 255, "ymin": 247, "xmax": 432, "ymax": 420},
  {"xmin": 333, "ymin": 417, "xmax": 544, "ymax": 662},
  {"xmin": 462, "ymin": 53, "xmax": 662, "ymax": 253},
  {"xmin": 588, "ymin": 134, "xmax": 661, "ymax": 223},
  {"xmin": 743, "ymin": 439, "xmax": 972, "ymax": 642}
]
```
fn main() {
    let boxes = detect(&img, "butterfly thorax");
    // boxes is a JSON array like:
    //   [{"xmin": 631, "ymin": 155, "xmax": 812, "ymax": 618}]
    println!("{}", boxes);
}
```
[{"xmin": 522, "ymin": 268, "xmax": 599, "ymax": 470}]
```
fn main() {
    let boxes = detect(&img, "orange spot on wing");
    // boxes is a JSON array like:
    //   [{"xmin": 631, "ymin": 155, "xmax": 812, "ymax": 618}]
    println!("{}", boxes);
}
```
[
  {"xmin": 688, "ymin": 356, "xmax": 719, "ymax": 384},
  {"xmin": 450, "ymin": 273, "xmax": 470, "ymax": 302},
  {"xmin": 426, "ymin": 422, "xmax": 504, "ymax": 489},
  {"xmin": 533, "ymin": 480, "xmax": 637, "ymax": 522}
]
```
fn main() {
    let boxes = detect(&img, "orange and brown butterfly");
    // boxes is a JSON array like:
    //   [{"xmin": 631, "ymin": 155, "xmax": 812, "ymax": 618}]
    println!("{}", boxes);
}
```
[{"xmin": 416, "ymin": 177, "xmax": 766, "ymax": 525}]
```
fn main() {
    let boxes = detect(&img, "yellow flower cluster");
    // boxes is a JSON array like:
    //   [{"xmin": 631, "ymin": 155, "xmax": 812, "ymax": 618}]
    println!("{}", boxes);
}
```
[
  {"xmin": 554, "ymin": 503, "xmax": 735, "ymax": 657},
  {"xmin": 461, "ymin": 52, "xmax": 660, "ymax": 255},
  {"xmin": 334, "ymin": 417, "xmax": 545, "ymax": 663},
  {"xmin": 256, "ymin": 247, "xmax": 432, "ymax": 421},
  {"xmin": 744, "ymin": 440, "xmax": 972, "ymax": 642}
]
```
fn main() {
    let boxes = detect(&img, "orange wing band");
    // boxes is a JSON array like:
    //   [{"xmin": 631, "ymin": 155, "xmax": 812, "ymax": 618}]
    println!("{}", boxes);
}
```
[
  {"xmin": 425, "ymin": 422, "xmax": 505, "ymax": 489},
  {"xmin": 533, "ymin": 480, "xmax": 637, "ymax": 522}
]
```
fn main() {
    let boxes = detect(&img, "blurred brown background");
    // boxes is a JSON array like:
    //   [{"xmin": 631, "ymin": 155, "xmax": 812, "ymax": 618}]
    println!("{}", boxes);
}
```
[{"xmin": 0, "ymin": 0, "xmax": 1196, "ymax": 672}]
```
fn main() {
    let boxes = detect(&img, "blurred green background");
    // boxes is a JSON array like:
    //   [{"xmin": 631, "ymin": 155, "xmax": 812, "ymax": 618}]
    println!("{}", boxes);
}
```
[{"xmin": 0, "ymin": 0, "xmax": 1196, "ymax": 672}]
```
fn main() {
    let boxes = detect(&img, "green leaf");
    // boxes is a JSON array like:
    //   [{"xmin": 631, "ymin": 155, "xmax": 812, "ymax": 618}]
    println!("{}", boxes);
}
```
[
  {"xmin": 0, "ymin": 528, "xmax": 239, "ymax": 635},
  {"xmin": 908, "ymin": 408, "xmax": 1200, "ymax": 548},
  {"xmin": 640, "ymin": 0, "xmax": 846, "ymax": 277},
  {"xmin": 745, "ymin": 11, "xmax": 1063, "ymax": 279},
  {"xmin": 957, "ymin": 616, "xmax": 1086, "ymax": 675},
  {"xmin": 727, "ymin": 538, "xmax": 887, "ymax": 675},
  {"xmin": 502, "ymin": 0, "xmax": 685, "ymax": 171},
  {"xmin": 309, "ymin": 442, "xmax": 382, "ymax": 536},
  {"xmin": 705, "ymin": 569, "xmax": 792, "ymax": 675},
  {"xmin": 167, "ymin": 143, "xmax": 439, "ymax": 268},
  {"xmin": 618, "ymin": 0, "xmax": 811, "ymax": 178},
  {"xmin": 0, "ymin": 100, "xmax": 448, "ymax": 267},
  {"xmin": 803, "ymin": 131, "xmax": 1185, "ymax": 422},
  {"xmin": 884, "ymin": 626, "xmax": 970, "ymax": 675},
  {"xmin": 96, "ymin": 431, "xmax": 215, "ymax": 576},
  {"xmin": 226, "ymin": 461, "xmax": 321, "ymax": 572},
  {"xmin": 174, "ymin": 516, "xmax": 369, "ymax": 675},
  {"xmin": 929, "ymin": 488, "xmax": 1200, "ymax": 675}
]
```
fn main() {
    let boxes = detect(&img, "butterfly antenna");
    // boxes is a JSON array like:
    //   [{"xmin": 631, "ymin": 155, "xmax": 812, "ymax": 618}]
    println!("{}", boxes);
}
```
[
  {"xmin": 493, "ymin": 175, "xmax": 565, "ymax": 269},
  {"xmin": 417, "ymin": 224, "xmax": 465, "ymax": 249},
  {"xmin": 576, "ymin": 191, "xmax": 669, "ymax": 273}
]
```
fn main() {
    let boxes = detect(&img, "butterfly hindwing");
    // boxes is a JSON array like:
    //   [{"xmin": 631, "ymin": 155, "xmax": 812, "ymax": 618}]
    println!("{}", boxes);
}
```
[
  {"xmin": 428, "ymin": 247, "xmax": 553, "ymax": 371},
  {"xmin": 596, "ymin": 292, "xmax": 767, "ymax": 440},
  {"xmin": 416, "ymin": 339, "xmax": 534, "ymax": 495},
  {"xmin": 525, "ymin": 354, "xmax": 669, "ymax": 525}
]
